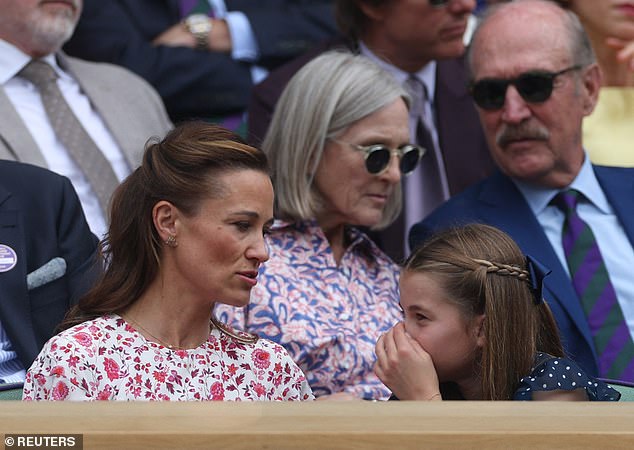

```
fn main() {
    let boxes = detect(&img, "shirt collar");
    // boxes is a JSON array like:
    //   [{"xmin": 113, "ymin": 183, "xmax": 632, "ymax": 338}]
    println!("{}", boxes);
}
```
[
  {"xmin": 272, "ymin": 219, "xmax": 378, "ymax": 259},
  {"xmin": 358, "ymin": 40, "xmax": 437, "ymax": 103},
  {"xmin": 513, "ymin": 153, "xmax": 612, "ymax": 215},
  {"xmin": 0, "ymin": 39, "xmax": 71, "ymax": 85}
]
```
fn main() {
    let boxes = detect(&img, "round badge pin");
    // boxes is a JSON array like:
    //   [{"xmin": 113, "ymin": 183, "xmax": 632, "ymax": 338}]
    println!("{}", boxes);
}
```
[{"xmin": 0, "ymin": 244, "xmax": 18, "ymax": 272}]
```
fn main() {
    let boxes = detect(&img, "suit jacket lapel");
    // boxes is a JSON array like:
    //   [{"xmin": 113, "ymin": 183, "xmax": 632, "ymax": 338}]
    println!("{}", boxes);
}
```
[
  {"xmin": 434, "ymin": 58, "xmax": 495, "ymax": 195},
  {"xmin": 57, "ymin": 52, "xmax": 138, "ymax": 168},
  {"xmin": 477, "ymin": 172, "xmax": 595, "ymax": 351},
  {"xmin": 0, "ymin": 187, "xmax": 38, "ymax": 366},
  {"xmin": 595, "ymin": 166, "xmax": 634, "ymax": 243},
  {"xmin": 0, "ymin": 87, "xmax": 47, "ymax": 165}
]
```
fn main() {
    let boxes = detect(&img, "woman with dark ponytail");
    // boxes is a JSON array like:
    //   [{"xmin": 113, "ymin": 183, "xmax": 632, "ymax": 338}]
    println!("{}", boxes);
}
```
[{"xmin": 23, "ymin": 122, "xmax": 313, "ymax": 401}]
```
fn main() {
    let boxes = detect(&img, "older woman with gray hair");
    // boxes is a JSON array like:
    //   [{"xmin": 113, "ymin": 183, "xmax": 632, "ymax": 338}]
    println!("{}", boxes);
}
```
[{"xmin": 217, "ymin": 50, "xmax": 421, "ymax": 400}]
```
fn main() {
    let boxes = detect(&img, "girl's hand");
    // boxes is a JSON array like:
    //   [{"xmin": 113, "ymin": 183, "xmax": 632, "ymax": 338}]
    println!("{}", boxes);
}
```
[
  {"xmin": 606, "ymin": 37, "xmax": 634, "ymax": 71},
  {"xmin": 374, "ymin": 322, "xmax": 441, "ymax": 401}
]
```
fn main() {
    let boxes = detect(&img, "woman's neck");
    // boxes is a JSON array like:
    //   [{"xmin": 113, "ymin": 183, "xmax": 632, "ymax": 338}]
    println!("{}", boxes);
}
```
[
  {"xmin": 122, "ymin": 277, "xmax": 212, "ymax": 349},
  {"xmin": 316, "ymin": 218, "xmax": 347, "ymax": 266}
]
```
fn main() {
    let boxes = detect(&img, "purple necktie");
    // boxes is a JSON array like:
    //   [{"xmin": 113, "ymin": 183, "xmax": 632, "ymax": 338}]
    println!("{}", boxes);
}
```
[
  {"xmin": 178, "ymin": 0, "xmax": 214, "ymax": 18},
  {"xmin": 552, "ymin": 189, "xmax": 634, "ymax": 381}
]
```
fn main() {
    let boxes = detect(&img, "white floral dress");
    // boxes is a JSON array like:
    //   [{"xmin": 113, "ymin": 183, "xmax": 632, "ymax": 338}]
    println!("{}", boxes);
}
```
[{"xmin": 22, "ymin": 314, "xmax": 314, "ymax": 401}]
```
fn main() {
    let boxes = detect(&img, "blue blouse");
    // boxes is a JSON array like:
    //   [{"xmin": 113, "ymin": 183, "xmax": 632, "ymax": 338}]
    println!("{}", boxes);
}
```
[{"xmin": 514, "ymin": 353, "xmax": 621, "ymax": 401}]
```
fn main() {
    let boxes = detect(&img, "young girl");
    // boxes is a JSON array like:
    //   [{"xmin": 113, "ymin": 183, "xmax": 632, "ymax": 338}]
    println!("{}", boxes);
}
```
[{"xmin": 375, "ymin": 224, "xmax": 620, "ymax": 401}]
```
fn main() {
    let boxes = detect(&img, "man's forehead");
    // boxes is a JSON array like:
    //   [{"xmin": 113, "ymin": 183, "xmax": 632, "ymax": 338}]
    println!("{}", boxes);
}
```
[{"xmin": 471, "ymin": 16, "xmax": 571, "ymax": 76}]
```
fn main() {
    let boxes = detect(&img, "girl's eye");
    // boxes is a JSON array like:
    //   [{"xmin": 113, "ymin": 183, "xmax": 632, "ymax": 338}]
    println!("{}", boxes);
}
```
[
  {"xmin": 415, "ymin": 313, "xmax": 427, "ymax": 321},
  {"xmin": 234, "ymin": 222, "xmax": 251, "ymax": 232}
]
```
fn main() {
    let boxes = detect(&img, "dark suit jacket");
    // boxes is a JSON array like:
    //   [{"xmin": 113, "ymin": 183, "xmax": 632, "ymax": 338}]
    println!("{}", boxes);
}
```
[
  {"xmin": 0, "ymin": 161, "xmax": 100, "ymax": 369},
  {"xmin": 63, "ymin": 0, "xmax": 337, "ymax": 122},
  {"xmin": 248, "ymin": 38, "xmax": 494, "ymax": 261},
  {"xmin": 409, "ymin": 166, "xmax": 634, "ymax": 376}
]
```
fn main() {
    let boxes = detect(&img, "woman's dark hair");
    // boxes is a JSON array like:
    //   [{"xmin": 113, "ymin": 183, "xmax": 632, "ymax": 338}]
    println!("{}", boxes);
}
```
[
  {"xmin": 61, "ymin": 122, "xmax": 269, "ymax": 331},
  {"xmin": 404, "ymin": 224, "xmax": 564, "ymax": 400}
]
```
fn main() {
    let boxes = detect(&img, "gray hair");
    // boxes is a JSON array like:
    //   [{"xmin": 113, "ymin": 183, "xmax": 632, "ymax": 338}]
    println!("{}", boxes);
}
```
[
  {"xmin": 262, "ymin": 50, "xmax": 409, "ymax": 229},
  {"xmin": 467, "ymin": 0, "xmax": 596, "ymax": 78}
]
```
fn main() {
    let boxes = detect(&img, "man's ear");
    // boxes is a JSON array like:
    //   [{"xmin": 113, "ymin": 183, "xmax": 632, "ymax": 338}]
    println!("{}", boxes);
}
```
[
  {"xmin": 580, "ymin": 63, "xmax": 602, "ymax": 117},
  {"xmin": 357, "ymin": 0, "xmax": 387, "ymax": 22},
  {"xmin": 152, "ymin": 200, "xmax": 179, "ymax": 243}
]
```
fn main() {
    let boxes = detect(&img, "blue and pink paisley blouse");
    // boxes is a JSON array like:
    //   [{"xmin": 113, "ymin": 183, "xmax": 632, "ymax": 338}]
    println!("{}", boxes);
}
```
[
  {"xmin": 216, "ymin": 220, "xmax": 402, "ymax": 399},
  {"xmin": 23, "ymin": 314, "xmax": 313, "ymax": 401}
]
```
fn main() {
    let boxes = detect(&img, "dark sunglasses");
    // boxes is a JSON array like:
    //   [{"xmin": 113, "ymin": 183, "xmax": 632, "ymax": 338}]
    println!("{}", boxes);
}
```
[
  {"xmin": 469, "ymin": 65, "xmax": 582, "ymax": 110},
  {"xmin": 331, "ymin": 139, "xmax": 425, "ymax": 176}
]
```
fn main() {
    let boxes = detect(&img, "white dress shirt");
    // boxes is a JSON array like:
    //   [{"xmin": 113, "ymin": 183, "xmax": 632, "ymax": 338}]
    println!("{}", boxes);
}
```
[{"xmin": 0, "ymin": 39, "xmax": 131, "ymax": 239}]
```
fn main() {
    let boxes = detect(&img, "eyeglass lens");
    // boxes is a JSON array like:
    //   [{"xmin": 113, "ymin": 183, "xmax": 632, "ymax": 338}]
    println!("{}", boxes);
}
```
[
  {"xmin": 472, "ymin": 72, "xmax": 555, "ymax": 110},
  {"xmin": 471, "ymin": 66, "xmax": 581, "ymax": 110},
  {"xmin": 365, "ymin": 146, "xmax": 421, "ymax": 175}
]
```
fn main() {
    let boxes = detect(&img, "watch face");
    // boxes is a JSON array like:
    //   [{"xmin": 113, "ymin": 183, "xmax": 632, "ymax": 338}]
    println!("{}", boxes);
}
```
[{"xmin": 186, "ymin": 14, "xmax": 212, "ymax": 34}]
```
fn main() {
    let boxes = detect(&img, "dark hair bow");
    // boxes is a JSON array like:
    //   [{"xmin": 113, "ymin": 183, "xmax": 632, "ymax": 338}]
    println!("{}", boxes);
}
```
[{"xmin": 525, "ymin": 255, "xmax": 551, "ymax": 305}]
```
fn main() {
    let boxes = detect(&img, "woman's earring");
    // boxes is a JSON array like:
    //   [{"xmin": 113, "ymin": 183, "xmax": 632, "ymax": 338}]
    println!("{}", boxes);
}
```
[{"xmin": 165, "ymin": 234, "xmax": 178, "ymax": 248}]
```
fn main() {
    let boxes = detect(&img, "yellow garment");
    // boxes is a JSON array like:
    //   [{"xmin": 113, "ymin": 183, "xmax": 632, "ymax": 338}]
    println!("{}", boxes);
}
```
[{"xmin": 583, "ymin": 87, "xmax": 634, "ymax": 167}]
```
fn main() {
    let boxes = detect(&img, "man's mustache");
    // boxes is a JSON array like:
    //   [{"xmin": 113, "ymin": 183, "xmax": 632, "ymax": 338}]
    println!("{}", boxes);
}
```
[{"xmin": 496, "ymin": 123, "xmax": 550, "ymax": 148}]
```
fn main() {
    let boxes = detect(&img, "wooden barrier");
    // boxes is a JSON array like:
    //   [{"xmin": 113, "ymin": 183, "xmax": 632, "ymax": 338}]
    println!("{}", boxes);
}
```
[{"xmin": 1, "ymin": 401, "xmax": 633, "ymax": 449}]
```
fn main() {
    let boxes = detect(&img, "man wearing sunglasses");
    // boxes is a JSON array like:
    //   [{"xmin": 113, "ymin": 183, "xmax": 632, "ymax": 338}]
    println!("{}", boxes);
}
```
[
  {"xmin": 248, "ymin": 0, "xmax": 495, "ymax": 262},
  {"xmin": 410, "ymin": 0, "xmax": 634, "ymax": 382}
]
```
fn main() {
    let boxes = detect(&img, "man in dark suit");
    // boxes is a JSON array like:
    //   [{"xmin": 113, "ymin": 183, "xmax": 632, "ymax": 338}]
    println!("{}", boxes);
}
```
[
  {"xmin": 0, "ymin": 161, "xmax": 100, "ymax": 383},
  {"xmin": 63, "ymin": 0, "xmax": 338, "ymax": 124},
  {"xmin": 248, "ymin": 0, "xmax": 494, "ymax": 261},
  {"xmin": 410, "ymin": 0, "xmax": 634, "ymax": 380}
]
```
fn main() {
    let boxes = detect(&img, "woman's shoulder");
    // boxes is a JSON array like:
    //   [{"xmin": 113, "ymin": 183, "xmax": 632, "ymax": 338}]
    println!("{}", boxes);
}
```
[
  {"xmin": 45, "ymin": 315, "xmax": 121, "ymax": 349},
  {"xmin": 215, "ymin": 325, "xmax": 299, "ymax": 364},
  {"xmin": 514, "ymin": 353, "xmax": 621, "ymax": 401}
]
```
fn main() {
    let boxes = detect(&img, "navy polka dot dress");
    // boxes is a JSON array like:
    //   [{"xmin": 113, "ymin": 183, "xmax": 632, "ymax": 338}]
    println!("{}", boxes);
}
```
[{"xmin": 513, "ymin": 353, "xmax": 621, "ymax": 401}]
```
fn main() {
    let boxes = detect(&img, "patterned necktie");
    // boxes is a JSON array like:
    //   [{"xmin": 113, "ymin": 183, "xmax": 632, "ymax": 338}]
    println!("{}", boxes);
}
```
[
  {"xmin": 552, "ymin": 189, "xmax": 634, "ymax": 381},
  {"xmin": 403, "ymin": 76, "xmax": 445, "ymax": 223},
  {"xmin": 18, "ymin": 60, "xmax": 119, "ymax": 217}
]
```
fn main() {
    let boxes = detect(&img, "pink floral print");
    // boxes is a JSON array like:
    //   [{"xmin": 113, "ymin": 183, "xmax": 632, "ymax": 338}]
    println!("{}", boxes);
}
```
[
  {"xmin": 216, "ymin": 220, "xmax": 402, "ymax": 400},
  {"xmin": 23, "ymin": 315, "xmax": 314, "ymax": 401}
]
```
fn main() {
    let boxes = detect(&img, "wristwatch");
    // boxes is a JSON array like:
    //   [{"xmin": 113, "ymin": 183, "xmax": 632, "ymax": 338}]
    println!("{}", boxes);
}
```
[{"xmin": 184, "ymin": 14, "xmax": 212, "ymax": 50}]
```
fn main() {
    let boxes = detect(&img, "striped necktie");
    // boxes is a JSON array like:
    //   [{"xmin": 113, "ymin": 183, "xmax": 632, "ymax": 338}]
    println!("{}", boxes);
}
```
[{"xmin": 552, "ymin": 189, "xmax": 634, "ymax": 381}]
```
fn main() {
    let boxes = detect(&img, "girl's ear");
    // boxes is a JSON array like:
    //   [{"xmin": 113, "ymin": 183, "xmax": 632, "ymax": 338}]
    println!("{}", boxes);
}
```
[{"xmin": 474, "ymin": 314, "xmax": 486, "ymax": 349}]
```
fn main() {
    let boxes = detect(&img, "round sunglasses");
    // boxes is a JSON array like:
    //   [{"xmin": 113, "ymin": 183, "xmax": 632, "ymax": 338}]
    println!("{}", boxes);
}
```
[
  {"xmin": 330, "ymin": 139, "xmax": 425, "ymax": 176},
  {"xmin": 469, "ymin": 65, "xmax": 582, "ymax": 110}
]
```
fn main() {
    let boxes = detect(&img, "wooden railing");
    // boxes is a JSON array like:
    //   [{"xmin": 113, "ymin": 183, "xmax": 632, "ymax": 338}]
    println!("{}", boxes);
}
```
[{"xmin": 1, "ymin": 401, "xmax": 633, "ymax": 449}]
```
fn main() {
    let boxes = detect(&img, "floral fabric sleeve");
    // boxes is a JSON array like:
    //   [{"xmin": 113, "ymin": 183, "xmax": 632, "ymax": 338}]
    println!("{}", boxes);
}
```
[
  {"xmin": 22, "ymin": 335, "xmax": 92, "ymax": 401},
  {"xmin": 23, "ymin": 316, "xmax": 313, "ymax": 401}
]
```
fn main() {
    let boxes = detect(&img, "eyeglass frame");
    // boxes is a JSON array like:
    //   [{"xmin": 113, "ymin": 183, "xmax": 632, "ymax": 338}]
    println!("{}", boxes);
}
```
[
  {"xmin": 468, "ymin": 65, "xmax": 583, "ymax": 111},
  {"xmin": 329, "ymin": 138, "xmax": 426, "ymax": 176}
]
